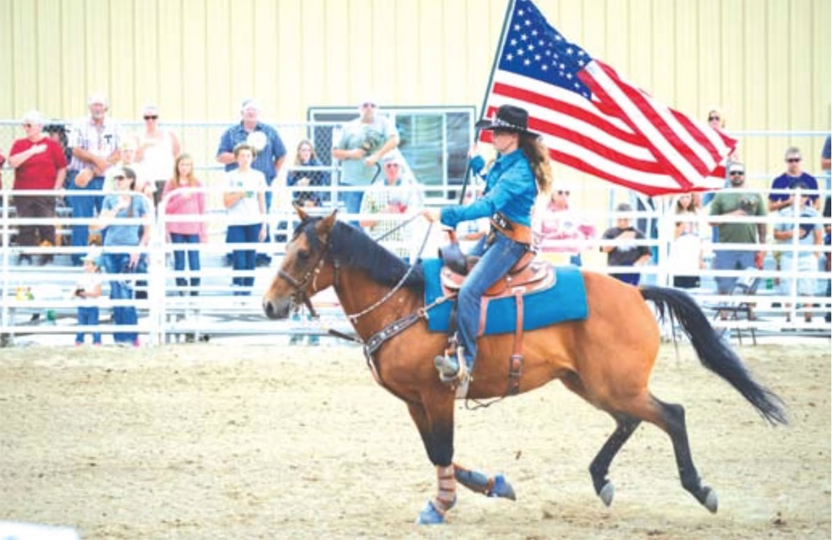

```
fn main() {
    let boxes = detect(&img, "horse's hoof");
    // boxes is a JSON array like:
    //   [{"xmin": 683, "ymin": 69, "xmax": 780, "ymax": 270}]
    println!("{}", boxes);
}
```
[
  {"xmin": 489, "ymin": 474, "xmax": 517, "ymax": 501},
  {"xmin": 415, "ymin": 501, "xmax": 445, "ymax": 525},
  {"xmin": 703, "ymin": 486, "xmax": 718, "ymax": 514},
  {"xmin": 599, "ymin": 482, "xmax": 615, "ymax": 507}
]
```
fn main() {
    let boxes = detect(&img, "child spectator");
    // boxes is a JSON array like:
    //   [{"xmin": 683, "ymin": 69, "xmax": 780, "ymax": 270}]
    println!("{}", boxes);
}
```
[
  {"xmin": 162, "ymin": 154, "xmax": 206, "ymax": 296},
  {"xmin": 74, "ymin": 252, "xmax": 102, "ymax": 346},
  {"xmin": 287, "ymin": 139, "xmax": 330, "ymax": 208},
  {"xmin": 223, "ymin": 143, "xmax": 267, "ymax": 295},
  {"xmin": 668, "ymin": 193, "xmax": 704, "ymax": 289},
  {"xmin": 600, "ymin": 203, "xmax": 652, "ymax": 285}
]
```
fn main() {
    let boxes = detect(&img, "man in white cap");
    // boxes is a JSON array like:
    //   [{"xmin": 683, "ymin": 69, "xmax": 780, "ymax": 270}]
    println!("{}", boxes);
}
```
[
  {"xmin": 66, "ymin": 93, "xmax": 123, "ymax": 265},
  {"xmin": 8, "ymin": 110, "xmax": 68, "ymax": 265},
  {"xmin": 332, "ymin": 97, "xmax": 400, "ymax": 220},
  {"xmin": 216, "ymin": 98, "xmax": 286, "ymax": 265}
]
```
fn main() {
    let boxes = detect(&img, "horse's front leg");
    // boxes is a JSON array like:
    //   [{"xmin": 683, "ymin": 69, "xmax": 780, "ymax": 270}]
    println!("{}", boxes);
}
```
[
  {"xmin": 454, "ymin": 463, "xmax": 516, "ymax": 501},
  {"xmin": 407, "ymin": 400, "xmax": 457, "ymax": 524}
]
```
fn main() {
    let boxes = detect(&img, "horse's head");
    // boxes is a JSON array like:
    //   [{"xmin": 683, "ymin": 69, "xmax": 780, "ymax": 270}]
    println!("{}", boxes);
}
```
[{"xmin": 262, "ymin": 206, "xmax": 337, "ymax": 320}]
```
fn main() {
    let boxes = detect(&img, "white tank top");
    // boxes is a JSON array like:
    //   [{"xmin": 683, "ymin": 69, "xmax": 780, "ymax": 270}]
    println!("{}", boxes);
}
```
[{"xmin": 140, "ymin": 131, "xmax": 175, "ymax": 181}]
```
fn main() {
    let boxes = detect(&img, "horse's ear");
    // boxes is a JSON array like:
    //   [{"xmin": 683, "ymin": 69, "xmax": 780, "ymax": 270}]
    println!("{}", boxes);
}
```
[
  {"xmin": 294, "ymin": 204, "xmax": 310, "ymax": 221},
  {"xmin": 319, "ymin": 209, "xmax": 338, "ymax": 233}
]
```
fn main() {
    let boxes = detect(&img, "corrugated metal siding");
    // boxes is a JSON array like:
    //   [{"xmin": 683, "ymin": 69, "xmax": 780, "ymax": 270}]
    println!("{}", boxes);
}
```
[{"xmin": 1, "ymin": 0, "xmax": 829, "ymax": 179}]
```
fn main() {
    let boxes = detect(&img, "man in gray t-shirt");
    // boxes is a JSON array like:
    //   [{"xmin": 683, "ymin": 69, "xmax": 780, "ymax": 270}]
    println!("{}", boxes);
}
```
[{"xmin": 332, "ymin": 99, "xmax": 400, "ymax": 218}]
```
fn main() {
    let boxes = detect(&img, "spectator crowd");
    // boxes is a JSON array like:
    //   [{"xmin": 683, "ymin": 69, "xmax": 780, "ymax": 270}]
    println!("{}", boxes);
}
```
[{"xmin": 2, "ymin": 97, "xmax": 831, "ymax": 345}]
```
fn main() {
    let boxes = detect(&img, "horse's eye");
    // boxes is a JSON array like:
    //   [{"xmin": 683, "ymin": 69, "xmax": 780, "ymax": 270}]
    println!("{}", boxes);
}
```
[{"xmin": 296, "ymin": 250, "xmax": 310, "ymax": 262}]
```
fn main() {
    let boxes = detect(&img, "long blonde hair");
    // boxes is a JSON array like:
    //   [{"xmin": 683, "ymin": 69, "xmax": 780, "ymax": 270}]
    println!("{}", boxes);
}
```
[
  {"xmin": 167, "ymin": 153, "xmax": 199, "ymax": 191},
  {"xmin": 519, "ymin": 133, "xmax": 553, "ymax": 195}
]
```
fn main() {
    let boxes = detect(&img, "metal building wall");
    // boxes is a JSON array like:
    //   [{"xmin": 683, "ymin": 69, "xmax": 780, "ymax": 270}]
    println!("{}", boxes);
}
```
[{"xmin": 0, "ymin": 0, "xmax": 829, "ymax": 179}]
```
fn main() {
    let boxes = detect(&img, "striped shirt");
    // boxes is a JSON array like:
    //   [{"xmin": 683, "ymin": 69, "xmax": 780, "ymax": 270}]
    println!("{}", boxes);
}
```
[{"xmin": 67, "ymin": 117, "xmax": 123, "ymax": 172}]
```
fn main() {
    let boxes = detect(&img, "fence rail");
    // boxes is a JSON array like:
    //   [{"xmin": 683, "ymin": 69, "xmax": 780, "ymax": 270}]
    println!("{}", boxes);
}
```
[{"xmin": 0, "ymin": 179, "xmax": 829, "ymax": 346}]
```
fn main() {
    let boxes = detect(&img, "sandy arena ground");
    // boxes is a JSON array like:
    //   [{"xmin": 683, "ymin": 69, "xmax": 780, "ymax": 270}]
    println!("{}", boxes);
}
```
[{"xmin": 0, "ymin": 341, "xmax": 829, "ymax": 539}]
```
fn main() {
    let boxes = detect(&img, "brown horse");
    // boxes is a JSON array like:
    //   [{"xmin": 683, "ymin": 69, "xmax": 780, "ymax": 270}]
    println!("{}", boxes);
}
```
[{"xmin": 262, "ymin": 208, "xmax": 786, "ymax": 525}]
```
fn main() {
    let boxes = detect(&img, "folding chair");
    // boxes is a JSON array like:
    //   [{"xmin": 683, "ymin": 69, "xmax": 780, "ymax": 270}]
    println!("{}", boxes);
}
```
[{"xmin": 709, "ymin": 271, "xmax": 760, "ymax": 346}]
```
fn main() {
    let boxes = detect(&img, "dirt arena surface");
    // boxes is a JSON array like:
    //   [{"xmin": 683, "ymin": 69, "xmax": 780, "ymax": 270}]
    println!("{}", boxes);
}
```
[{"xmin": 0, "ymin": 341, "xmax": 829, "ymax": 539}]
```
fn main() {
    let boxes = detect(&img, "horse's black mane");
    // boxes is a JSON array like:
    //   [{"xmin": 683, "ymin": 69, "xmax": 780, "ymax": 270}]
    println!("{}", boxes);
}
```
[{"xmin": 294, "ymin": 217, "xmax": 425, "ymax": 291}]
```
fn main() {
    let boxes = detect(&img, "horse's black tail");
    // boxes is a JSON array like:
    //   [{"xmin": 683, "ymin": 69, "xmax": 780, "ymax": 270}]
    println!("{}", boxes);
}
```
[{"xmin": 640, "ymin": 285, "xmax": 787, "ymax": 426}]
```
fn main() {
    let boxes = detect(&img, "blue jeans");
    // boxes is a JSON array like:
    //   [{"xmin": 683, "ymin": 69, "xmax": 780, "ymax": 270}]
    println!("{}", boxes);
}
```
[
  {"xmin": 103, "ymin": 253, "xmax": 138, "ymax": 343},
  {"xmin": 227, "ymin": 223, "xmax": 260, "ymax": 290},
  {"xmin": 171, "ymin": 233, "xmax": 201, "ymax": 295},
  {"xmin": 67, "ymin": 171, "xmax": 105, "ymax": 265},
  {"xmin": 457, "ymin": 232, "xmax": 528, "ymax": 369},
  {"xmin": 713, "ymin": 249, "xmax": 756, "ymax": 294},
  {"xmin": 338, "ymin": 186, "xmax": 364, "ymax": 225},
  {"xmin": 611, "ymin": 272, "xmax": 641, "ymax": 285},
  {"xmin": 76, "ymin": 306, "xmax": 101, "ymax": 344}
]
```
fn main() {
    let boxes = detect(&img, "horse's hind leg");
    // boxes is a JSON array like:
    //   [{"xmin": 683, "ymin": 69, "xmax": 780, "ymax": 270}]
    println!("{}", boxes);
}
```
[
  {"xmin": 589, "ymin": 414, "xmax": 641, "ymax": 507},
  {"xmin": 651, "ymin": 395, "xmax": 719, "ymax": 513},
  {"xmin": 623, "ymin": 393, "xmax": 718, "ymax": 513}
]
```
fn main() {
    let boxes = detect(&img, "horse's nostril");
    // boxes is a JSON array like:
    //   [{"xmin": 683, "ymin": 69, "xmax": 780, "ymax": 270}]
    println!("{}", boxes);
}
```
[{"xmin": 264, "ymin": 301, "xmax": 275, "ymax": 318}]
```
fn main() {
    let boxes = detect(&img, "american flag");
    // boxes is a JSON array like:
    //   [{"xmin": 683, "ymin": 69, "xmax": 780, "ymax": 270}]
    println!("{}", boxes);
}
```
[{"xmin": 480, "ymin": 0, "xmax": 737, "ymax": 196}]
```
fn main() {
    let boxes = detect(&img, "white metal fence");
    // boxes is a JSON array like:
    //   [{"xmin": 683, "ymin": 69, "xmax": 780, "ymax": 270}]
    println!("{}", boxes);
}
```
[{"xmin": 0, "ymin": 178, "xmax": 829, "ymax": 346}]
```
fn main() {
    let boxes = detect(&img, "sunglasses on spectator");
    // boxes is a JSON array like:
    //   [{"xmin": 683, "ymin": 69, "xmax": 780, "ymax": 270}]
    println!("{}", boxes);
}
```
[
  {"xmin": 144, "ymin": 115, "xmax": 158, "ymax": 120},
  {"xmin": 786, "ymin": 157, "xmax": 801, "ymax": 163},
  {"xmin": 729, "ymin": 171, "xmax": 744, "ymax": 176},
  {"xmin": 113, "ymin": 175, "xmax": 128, "ymax": 181},
  {"xmin": 708, "ymin": 116, "xmax": 720, "ymax": 121},
  {"xmin": 384, "ymin": 163, "xmax": 400, "ymax": 168},
  {"xmin": 557, "ymin": 190, "xmax": 570, "ymax": 195},
  {"xmin": 361, "ymin": 103, "xmax": 377, "ymax": 109}
]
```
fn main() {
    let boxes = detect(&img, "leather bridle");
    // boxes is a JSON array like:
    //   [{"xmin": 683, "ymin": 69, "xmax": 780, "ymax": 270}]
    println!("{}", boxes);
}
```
[{"xmin": 276, "ymin": 236, "xmax": 335, "ymax": 319}]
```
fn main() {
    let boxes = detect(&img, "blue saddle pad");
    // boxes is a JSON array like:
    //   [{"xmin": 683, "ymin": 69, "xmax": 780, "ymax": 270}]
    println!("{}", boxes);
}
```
[{"xmin": 422, "ymin": 258, "xmax": 588, "ymax": 335}]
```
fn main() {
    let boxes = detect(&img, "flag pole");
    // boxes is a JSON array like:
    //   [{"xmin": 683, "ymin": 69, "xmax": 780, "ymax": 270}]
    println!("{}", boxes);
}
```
[{"xmin": 458, "ymin": 0, "xmax": 517, "ymax": 205}]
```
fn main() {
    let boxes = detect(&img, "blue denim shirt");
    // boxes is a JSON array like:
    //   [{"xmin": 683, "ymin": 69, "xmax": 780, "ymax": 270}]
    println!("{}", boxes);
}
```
[
  {"xmin": 440, "ymin": 149, "xmax": 537, "ymax": 228},
  {"xmin": 217, "ymin": 122, "xmax": 287, "ymax": 184}
]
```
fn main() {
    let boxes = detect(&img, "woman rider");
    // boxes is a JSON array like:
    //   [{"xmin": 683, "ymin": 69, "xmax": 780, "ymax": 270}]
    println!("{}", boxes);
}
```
[{"xmin": 423, "ymin": 104, "xmax": 553, "ymax": 383}]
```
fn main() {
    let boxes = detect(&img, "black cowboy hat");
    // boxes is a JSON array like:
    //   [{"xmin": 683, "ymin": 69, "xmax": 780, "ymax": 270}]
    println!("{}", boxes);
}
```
[{"xmin": 475, "ymin": 104, "xmax": 536, "ymax": 135}]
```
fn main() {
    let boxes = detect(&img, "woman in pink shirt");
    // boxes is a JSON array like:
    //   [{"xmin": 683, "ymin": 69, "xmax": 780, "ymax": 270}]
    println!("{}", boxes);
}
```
[
  {"xmin": 162, "ymin": 154, "xmax": 206, "ymax": 296},
  {"xmin": 533, "ymin": 186, "xmax": 596, "ymax": 266}
]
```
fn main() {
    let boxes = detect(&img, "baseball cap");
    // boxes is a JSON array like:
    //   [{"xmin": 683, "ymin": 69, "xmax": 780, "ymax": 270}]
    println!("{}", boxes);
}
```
[
  {"xmin": 616, "ymin": 202, "xmax": 633, "ymax": 212},
  {"xmin": 727, "ymin": 163, "xmax": 745, "ymax": 174},
  {"xmin": 21, "ymin": 110, "xmax": 43, "ymax": 124},
  {"xmin": 241, "ymin": 98, "xmax": 260, "ymax": 112},
  {"xmin": 88, "ymin": 93, "xmax": 108, "ymax": 107}
]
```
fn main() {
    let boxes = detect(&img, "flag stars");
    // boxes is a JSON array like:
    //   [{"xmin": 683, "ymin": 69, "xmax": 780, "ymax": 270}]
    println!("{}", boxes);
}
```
[
  {"xmin": 566, "ymin": 73, "xmax": 573, "ymax": 79},
  {"xmin": 535, "ymin": 54, "xmax": 541, "ymax": 61},
  {"xmin": 542, "ymin": 65, "xmax": 548, "ymax": 71},
  {"xmin": 520, "ymin": 33, "xmax": 528, "ymax": 41},
  {"xmin": 578, "ymin": 59, "xmax": 585, "ymax": 67},
  {"xmin": 528, "ymin": 44, "xmax": 535, "ymax": 51},
  {"xmin": 525, "ymin": 19, "xmax": 532, "ymax": 26},
  {"xmin": 517, "ymin": 49, "xmax": 524, "ymax": 56},
  {"xmin": 532, "ymin": 29, "xmax": 538, "ymax": 36},
  {"xmin": 510, "ymin": 39, "xmax": 517, "ymax": 46},
  {"xmin": 566, "ymin": 47, "xmax": 574, "ymax": 55},
  {"xmin": 524, "ymin": 59, "xmax": 531, "ymax": 66},
  {"xmin": 506, "ymin": 53, "xmax": 514, "ymax": 61},
  {"xmin": 513, "ymin": 24, "xmax": 521, "ymax": 31}
]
